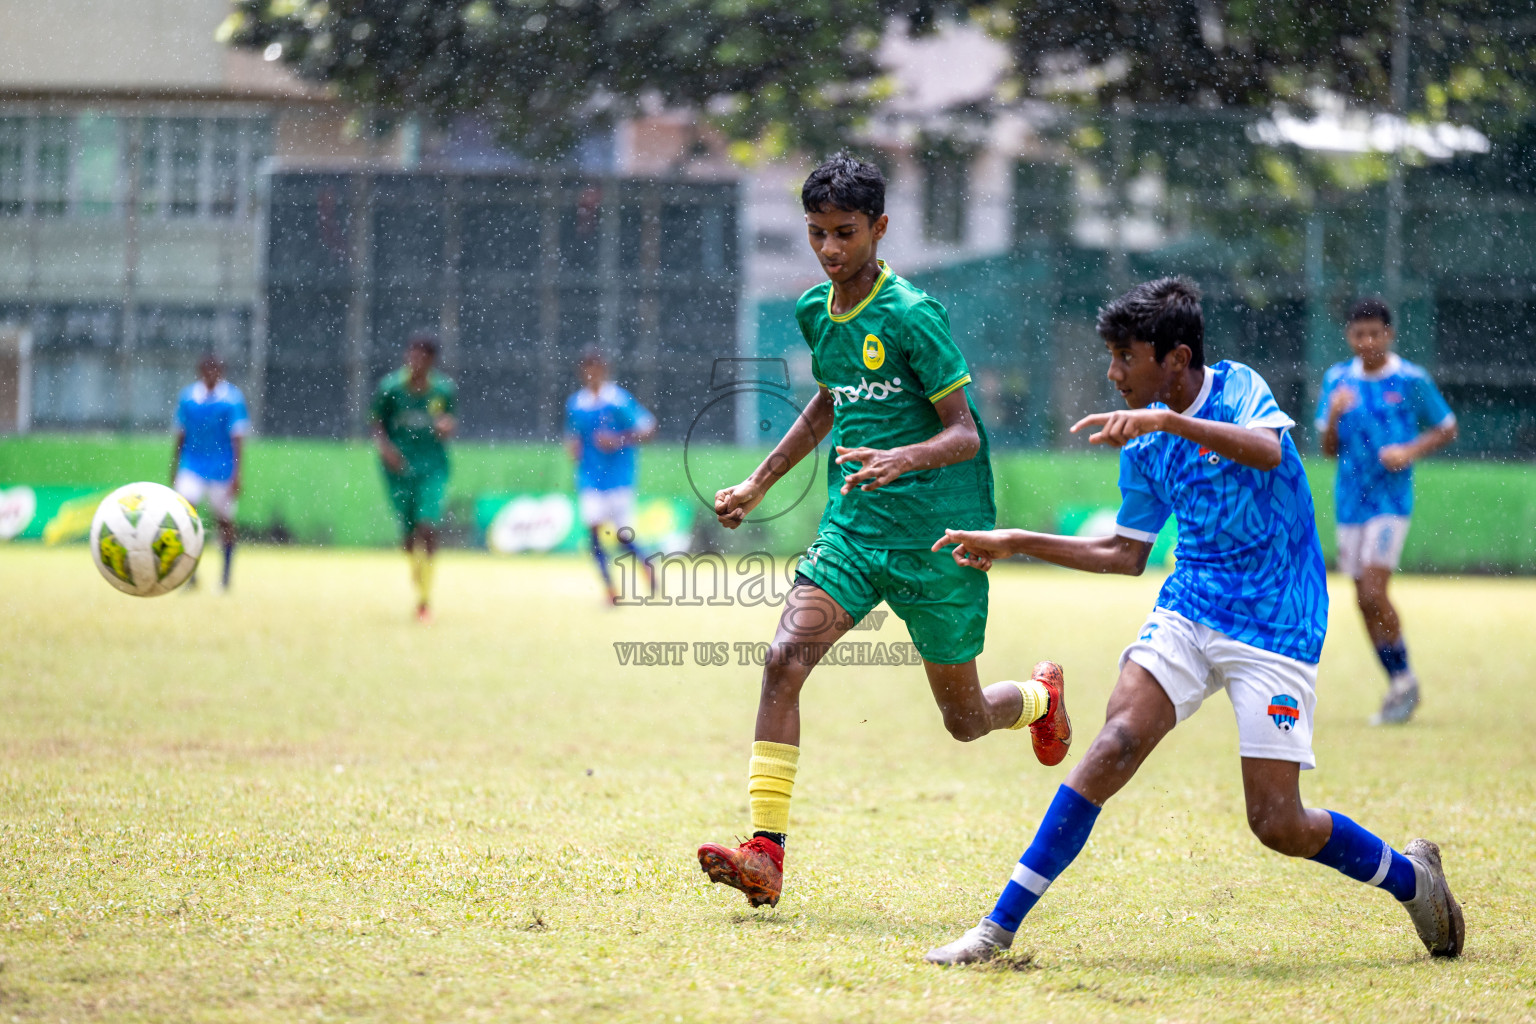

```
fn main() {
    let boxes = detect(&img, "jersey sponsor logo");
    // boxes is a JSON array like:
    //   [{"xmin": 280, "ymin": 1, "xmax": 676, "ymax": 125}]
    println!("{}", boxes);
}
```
[
  {"xmin": 1384, "ymin": 390, "xmax": 1404, "ymax": 404},
  {"xmin": 1267, "ymin": 693, "xmax": 1300, "ymax": 731},
  {"xmin": 862, "ymin": 333, "xmax": 885, "ymax": 370},
  {"xmin": 828, "ymin": 376, "xmax": 904, "ymax": 407}
]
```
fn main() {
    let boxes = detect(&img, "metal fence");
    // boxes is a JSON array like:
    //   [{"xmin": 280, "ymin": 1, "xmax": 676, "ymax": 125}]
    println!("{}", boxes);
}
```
[{"xmin": 261, "ymin": 171, "xmax": 740, "ymax": 440}]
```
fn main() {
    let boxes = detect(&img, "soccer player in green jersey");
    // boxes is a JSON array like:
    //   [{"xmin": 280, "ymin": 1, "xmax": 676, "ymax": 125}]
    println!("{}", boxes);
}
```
[
  {"xmin": 696, "ymin": 154, "xmax": 1072, "ymax": 909},
  {"xmin": 371, "ymin": 333, "xmax": 457, "ymax": 622}
]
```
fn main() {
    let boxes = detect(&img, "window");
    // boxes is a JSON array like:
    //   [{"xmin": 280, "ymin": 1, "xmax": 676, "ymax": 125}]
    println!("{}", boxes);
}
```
[
  {"xmin": 34, "ymin": 117, "xmax": 70, "ymax": 217},
  {"xmin": 74, "ymin": 113, "xmax": 119, "ymax": 216},
  {"xmin": 169, "ymin": 119, "xmax": 201, "ymax": 215},
  {"xmin": 0, "ymin": 119, "xmax": 23, "ymax": 214},
  {"xmin": 210, "ymin": 118, "xmax": 242, "ymax": 216},
  {"xmin": 0, "ymin": 111, "xmax": 271, "ymax": 219}
]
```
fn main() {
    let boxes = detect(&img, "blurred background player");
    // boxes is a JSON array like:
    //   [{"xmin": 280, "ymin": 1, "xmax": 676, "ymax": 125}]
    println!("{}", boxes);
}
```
[
  {"xmin": 371, "ymin": 333, "xmax": 457, "ymax": 622},
  {"xmin": 1316, "ymin": 299, "xmax": 1458, "ymax": 725},
  {"xmin": 170, "ymin": 353, "xmax": 250, "ymax": 590},
  {"xmin": 564, "ymin": 348, "xmax": 657, "ymax": 604}
]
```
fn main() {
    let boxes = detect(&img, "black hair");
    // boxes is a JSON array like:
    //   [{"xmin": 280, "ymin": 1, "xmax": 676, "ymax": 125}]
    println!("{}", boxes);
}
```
[
  {"xmin": 1347, "ymin": 297, "xmax": 1392, "ymax": 328},
  {"xmin": 407, "ymin": 331, "xmax": 440, "ymax": 357},
  {"xmin": 1096, "ymin": 276, "xmax": 1205, "ymax": 368},
  {"xmin": 801, "ymin": 152, "xmax": 885, "ymax": 221}
]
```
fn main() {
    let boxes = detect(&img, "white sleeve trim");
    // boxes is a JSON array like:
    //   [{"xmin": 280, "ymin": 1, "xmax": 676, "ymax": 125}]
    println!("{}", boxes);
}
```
[
  {"xmin": 1437, "ymin": 413, "xmax": 1457, "ymax": 428},
  {"xmin": 1114, "ymin": 523, "xmax": 1159, "ymax": 543},
  {"xmin": 1245, "ymin": 412, "xmax": 1296, "ymax": 432},
  {"xmin": 230, "ymin": 421, "xmax": 253, "ymax": 438}
]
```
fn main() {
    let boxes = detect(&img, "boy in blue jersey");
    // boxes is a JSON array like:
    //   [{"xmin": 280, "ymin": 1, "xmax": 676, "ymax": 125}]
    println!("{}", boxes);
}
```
[
  {"xmin": 926, "ymin": 278, "xmax": 1463, "ymax": 965},
  {"xmin": 171, "ymin": 354, "xmax": 251, "ymax": 590},
  {"xmin": 565, "ymin": 349, "xmax": 657, "ymax": 604},
  {"xmin": 1316, "ymin": 299, "xmax": 1458, "ymax": 725}
]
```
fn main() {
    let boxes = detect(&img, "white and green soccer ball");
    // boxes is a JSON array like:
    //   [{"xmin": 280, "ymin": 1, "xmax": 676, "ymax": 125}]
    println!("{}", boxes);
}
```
[{"xmin": 90, "ymin": 482, "xmax": 205, "ymax": 597}]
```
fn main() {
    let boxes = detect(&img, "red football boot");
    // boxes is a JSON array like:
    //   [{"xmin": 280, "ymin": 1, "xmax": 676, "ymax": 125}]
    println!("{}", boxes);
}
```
[
  {"xmin": 697, "ymin": 836, "xmax": 784, "ymax": 908},
  {"xmin": 1029, "ymin": 660, "xmax": 1072, "ymax": 766}
]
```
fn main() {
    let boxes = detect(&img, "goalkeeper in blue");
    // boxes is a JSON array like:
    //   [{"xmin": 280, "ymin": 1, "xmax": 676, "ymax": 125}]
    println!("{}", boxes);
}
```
[{"xmin": 926, "ymin": 278, "xmax": 1463, "ymax": 964}]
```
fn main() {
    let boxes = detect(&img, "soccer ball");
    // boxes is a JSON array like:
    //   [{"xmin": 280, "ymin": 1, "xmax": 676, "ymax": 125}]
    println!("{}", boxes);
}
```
[{"xmin": 89, "ymin": 482, "xmax": 205, "ymax": 597}]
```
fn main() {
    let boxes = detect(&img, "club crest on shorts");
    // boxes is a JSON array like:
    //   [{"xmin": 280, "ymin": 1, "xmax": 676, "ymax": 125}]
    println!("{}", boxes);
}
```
[{"xmin": 1267, "ymin": 694, "xmax": 1300, "ymax": 731}]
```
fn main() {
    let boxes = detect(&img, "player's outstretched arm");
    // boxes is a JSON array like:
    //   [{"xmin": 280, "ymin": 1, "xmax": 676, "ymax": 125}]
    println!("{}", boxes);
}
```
[
  {"xmin": 933, "ymin": 528, "xmax": 1152, "ymax": 576},
  {"xmin": 1379, "ymin": 419, "xmax": 1458, "ymax": 471},
  {"xmin": 715, "ymin": 387, "xmax": 835, "ymax": 529},
  {"xmin": 1072, "ymin": 409, "xmax": 1282, "ymax": 471},
  {"xmin": 834, "ymin": 389, "xmax": 980, "ymax": 494}
]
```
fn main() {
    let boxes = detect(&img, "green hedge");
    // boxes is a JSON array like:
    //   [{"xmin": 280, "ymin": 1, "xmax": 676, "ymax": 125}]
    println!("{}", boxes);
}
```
[{"xmin": 2, "ymin": 434, "xmax": 1533, "ymax": 571}]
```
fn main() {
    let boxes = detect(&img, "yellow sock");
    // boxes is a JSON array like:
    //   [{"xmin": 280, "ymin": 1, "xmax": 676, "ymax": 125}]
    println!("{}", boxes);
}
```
[
  {"xmin": 418, "ymin": 552, "xmax": 436, "ymax": 607},
  {"xmin": 748, "ymin": 741, "xmax": 799, "ymax": 835},
  {"xmin": 1007, "ymin": 678, "xmax": 1052, "ymax": 729}
]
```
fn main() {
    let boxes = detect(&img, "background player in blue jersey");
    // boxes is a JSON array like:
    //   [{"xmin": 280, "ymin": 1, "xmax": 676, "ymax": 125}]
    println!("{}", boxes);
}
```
[
  {"xmin": 1316, "ymin": 299, "xmax": 1458, "ymax": 725},
  {"xmin": 926, "ymin": 278, "xmax": 1462, "ymax": 965},
  {"xmin": 170, "ymin": 354, "xmax": 250, "ymax": 590},
  {"xmin": 565, "ymin": 349, "xmax": 657, "ymax": 604}
]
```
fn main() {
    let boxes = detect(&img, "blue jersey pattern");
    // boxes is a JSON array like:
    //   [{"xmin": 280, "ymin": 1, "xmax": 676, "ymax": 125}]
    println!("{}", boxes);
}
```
[
  {"xmin": 1313, "ymin": 355, "xmax": 1454, "ymax": 524},
  {"xmin": 175, "ymin": 381, "xmax": 250, "ymax": 481},
  {"xmin": 565, "ymin": 383, "xmax": 655, "ymax": 491},
  {"xmin": 1116, "ymin": 361, "xmax": 1329, "ymax": 663}
]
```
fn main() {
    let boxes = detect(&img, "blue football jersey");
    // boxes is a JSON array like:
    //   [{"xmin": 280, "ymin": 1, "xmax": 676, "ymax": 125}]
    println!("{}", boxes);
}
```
[
  {"xmin": 174, "ymin": 380, "xmax": 251, "ymax": 481},
  {"xmin": 565, "ymin": 383, "xmax": 655, "ymax": 491},
  {"xmin": 1115, "ymin": 361, "xmax": 1329, "ymax": 664},
  {"xmin": 1313, "ymin": 354, "xmax": 1455, "ymax": 524}
]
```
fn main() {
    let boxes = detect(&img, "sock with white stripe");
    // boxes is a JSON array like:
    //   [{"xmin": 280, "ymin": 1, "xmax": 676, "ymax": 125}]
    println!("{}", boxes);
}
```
[
  {"xmin": 1307, "ymin": 811, "xmax": 1418, "ymax": 902},
  {"xmin": 986, "ymin": 784, "xmax": 1101, "ymax": 933}
]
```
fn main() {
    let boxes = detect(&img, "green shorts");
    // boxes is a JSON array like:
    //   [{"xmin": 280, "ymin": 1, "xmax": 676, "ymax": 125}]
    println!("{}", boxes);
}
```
[
  {"xmin": 796, "ymin": 527, "xmax": 988, "ymax": 665},
  {"xmin": 384, "ymin": 469, "xmax": 447, "ymax": 533}
]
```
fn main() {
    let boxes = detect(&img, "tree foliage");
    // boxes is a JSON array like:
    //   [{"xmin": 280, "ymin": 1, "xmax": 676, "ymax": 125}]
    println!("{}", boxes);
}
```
[
  {"xmin": 994, "ymin": 0, "xmax": 1536, "ymax": 130},
  {"xmin": 221, "ymin": 0, "xmax": 1536, "ymax": 159},
  {"xmin": 220, "ymin": 0, "xmax": 922, "ymax": 157}
]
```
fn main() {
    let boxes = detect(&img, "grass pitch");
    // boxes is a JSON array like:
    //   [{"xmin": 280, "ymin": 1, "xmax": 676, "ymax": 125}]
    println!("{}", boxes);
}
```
[{"xmin": 2, "ymin": 545, "xmax": 1533, "ymax": 1023}]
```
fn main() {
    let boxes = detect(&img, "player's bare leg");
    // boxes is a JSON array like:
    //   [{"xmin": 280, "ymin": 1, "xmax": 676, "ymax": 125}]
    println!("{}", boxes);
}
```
[
  {"xmin": 926, "ymin": 659, "xmax": 1072, "ymax": 764},
  {"xmin": 1241, "ymin": 757, "xmax": 1462, "ymax": 956},
  {"xmin": 698, "ymin": 581, "xmax": 854, "ymax": 908},
  {"xmin": 1062, "ymin": 661, "xmax": 1176, "ymax": 804},
  {"xmin": 1356, "ymin": 566, "xmax": 1418, "ymax": 724},
  {"xmin": 927, "ymin": 663, "xmax": 1172, "ymax": 964}
]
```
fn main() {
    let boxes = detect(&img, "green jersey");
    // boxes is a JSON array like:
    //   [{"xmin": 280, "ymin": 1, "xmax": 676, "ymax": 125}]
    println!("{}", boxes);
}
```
[
  {"xmin": 796, "ymin": 261, "xmax": 995, "ymax": 548},
  {"xmin": 371, "ymin": 368, "xmax": 457, "ymax": 477}
]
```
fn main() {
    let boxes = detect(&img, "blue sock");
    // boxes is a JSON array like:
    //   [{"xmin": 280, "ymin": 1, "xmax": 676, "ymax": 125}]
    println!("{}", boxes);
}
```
[
  {"xmin": 1308, "ymin": 811, "xmax": 1418, "ymax": 902},
  {"xmin": 589, "ymin": 535, "xmax": 611, "ymax": 586},
  {"xmin": 1375, "ymin": 640, "xmax": 1410, "ymax": 677},
  {"xmin": 987, "ymin": 784, "xmax": 1101, "ymax": 933}
]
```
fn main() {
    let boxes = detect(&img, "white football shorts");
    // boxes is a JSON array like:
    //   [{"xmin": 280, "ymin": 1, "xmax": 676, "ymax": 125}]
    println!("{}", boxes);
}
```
[
  {"xmin": 1336, "ymin": 515, "xmax": 1411, "ymax": 577},
  {"xmin": 1121, "ymin": 608, "xmax": 1318, "ymax": 769},
  {"xmin": 577, "ymin": 486, "xmax": 635, "ymax": 530},
  {"xmin": 174, "ymin": 469, "xmax": 237, "ymax": 520}
]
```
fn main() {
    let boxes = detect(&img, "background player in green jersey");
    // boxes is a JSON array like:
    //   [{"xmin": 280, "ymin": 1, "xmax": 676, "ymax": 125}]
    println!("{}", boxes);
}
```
[
  {"xmin": 371, "ymin": 333, "xmax": 457, "ymax": 622},
  {"xmin": 696, "ymin": 155, "xmax": 1071, "ymax": 910}
]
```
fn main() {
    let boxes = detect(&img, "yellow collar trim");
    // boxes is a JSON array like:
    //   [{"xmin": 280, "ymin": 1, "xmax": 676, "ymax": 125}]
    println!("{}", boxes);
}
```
[{"xmin": 826, "ymin": 261, "xmax": 890, "ymax": 323}]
